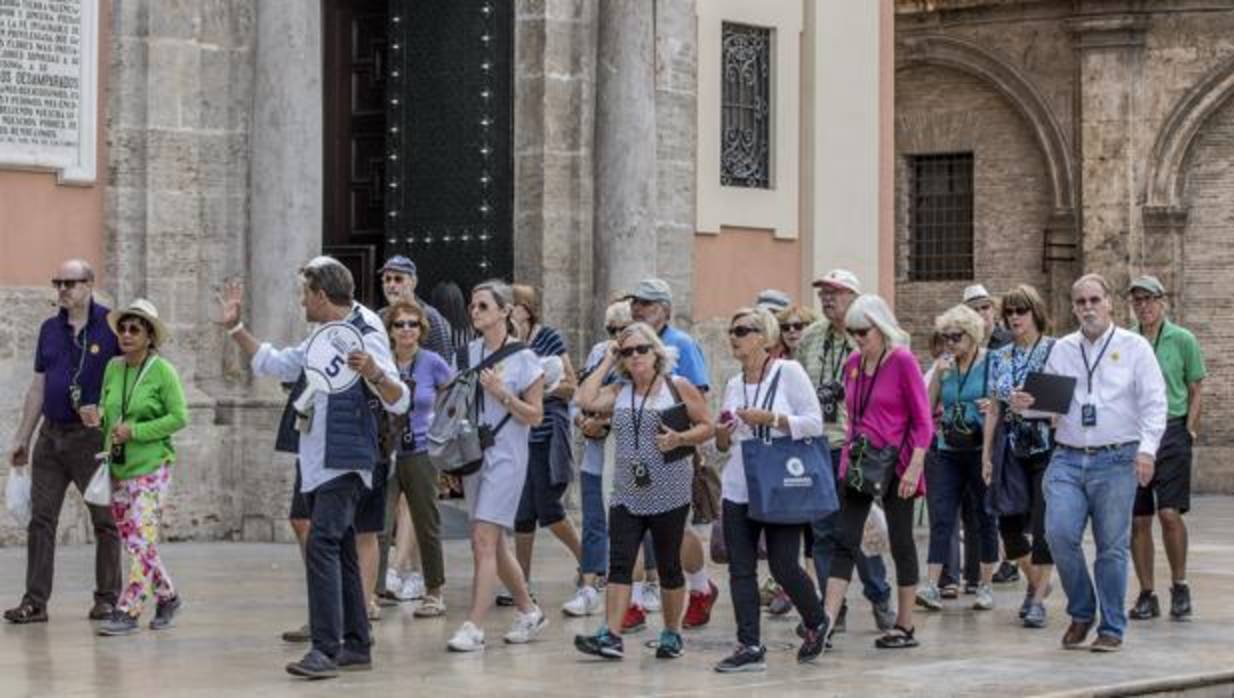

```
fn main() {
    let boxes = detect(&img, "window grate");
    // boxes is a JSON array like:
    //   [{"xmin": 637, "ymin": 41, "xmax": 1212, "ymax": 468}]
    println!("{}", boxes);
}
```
[
  {"xmin": 909, "ymin": 153, "xmax": 974, "ymax": 281},
  {"xmin": 721, "ymin": 22, "xmax": 771, "ymax": 189}
]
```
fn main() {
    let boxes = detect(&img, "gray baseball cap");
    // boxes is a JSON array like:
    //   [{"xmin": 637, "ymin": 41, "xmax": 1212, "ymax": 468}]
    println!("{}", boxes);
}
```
[
  {"xmin": 755, "ymin": 288, "xmax": 792, "ymax": 312},
  {"xmin": 1128, "ymin": 275, "xmax": 1165, "ymax": 297},
  {"xmin": 626, "ymin": 278, "xmax": 673, "ymax": 305}
]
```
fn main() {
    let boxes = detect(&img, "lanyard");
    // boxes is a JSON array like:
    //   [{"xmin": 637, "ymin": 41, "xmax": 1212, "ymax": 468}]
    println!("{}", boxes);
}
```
[
  {"xmin": 741, "ymin": 356, "xmax": 771, "ymax": 410},
  {"xmin": 1011, "ymin": 336, "xmax": 1042, "ymax": 386},
  {"xmin": 476, "ymin": 335, "xmax": 509, "ymax": 416},
  {"xmin": 822, "ymin": 331, "xmax": 848, "ymax": 384},
  {"xmin": 70, "ymin": 325, "xmax": 89, "ymax": 389},
  {"xmin": 630, "ymin": 374, "xmax": 658, "ymax": 451},
  {"xmin": 853, "ymin": 348, "xmax": 887, "ymax": 428},
  {"xmin": 119, "ymin": 355, "xmax": 152, "ymax": 422},
  {"xmin": 951, "ymin": 352, "xmax": 977, "ymax": 402},
  {"xmin": 1080, "ymin": 328, "xmax": 1116, "ymax": 395},
  {"xmin": 1142, "ymin": 324, "xmax": 1165, "ymax": 356},
  {"xmin": 398, "ymin": 350, "xmax": 420, "ymax": 382}
]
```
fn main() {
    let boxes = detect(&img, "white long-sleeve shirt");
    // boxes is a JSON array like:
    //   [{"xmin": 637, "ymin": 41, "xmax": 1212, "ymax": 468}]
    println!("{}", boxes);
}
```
[
  {"xmin": 720, "ymin": 359, "xmax": 825, "ymax": 503},
  {"xmin": 251, "ymin": 303, "xmax": 409, "ymax": 492},
  {"xmin": 1044, "ymin": 323, "xmax": 1167, "ymax": 458}
]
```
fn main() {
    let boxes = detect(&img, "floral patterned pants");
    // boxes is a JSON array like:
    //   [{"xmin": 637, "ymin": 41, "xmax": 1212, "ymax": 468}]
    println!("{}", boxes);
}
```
[{"xmin": 110, "ymin": 465, "xmax": 175, "ymax": 616}]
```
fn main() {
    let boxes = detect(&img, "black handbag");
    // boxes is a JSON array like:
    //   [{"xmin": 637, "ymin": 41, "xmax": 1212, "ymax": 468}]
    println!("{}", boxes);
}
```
[{"xmin": 845, "ymin": 432, "xmax": 903, "ymax": 499}]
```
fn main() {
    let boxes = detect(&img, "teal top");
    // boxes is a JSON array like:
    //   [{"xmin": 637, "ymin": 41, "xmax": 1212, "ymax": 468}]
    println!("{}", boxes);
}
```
[
  {"xmin": 100, "ymin": 354, "xmax": 189, "ymax": 480},
  {"xmin": 937, "ymin": 353, "xmax": 989, "ymax": 451}
]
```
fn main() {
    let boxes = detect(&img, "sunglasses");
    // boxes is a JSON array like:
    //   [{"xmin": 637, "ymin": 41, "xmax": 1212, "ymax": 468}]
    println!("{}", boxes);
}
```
[
  {"xmin": 392, "ymin": 320, "xmax": 422, "ymax": 330},
  {"xmin": 728, "ymin": 325, "xmax": 762, "ymax": 338},
  {"xmin": 780, "ymin": 322, "xmax": 806, "ymax": 333},
  {"xmin": 52, "ymin": 278, "xmax": 87, "ymax": 290},
  {"xmin": 117, "ymin": 322, "xmax": 147, "ymax": 336},
  {"xmin": 382, "ymin": 274, "xmax": 408, "ymax": 284},
  {"xmin": 1003, "ymin": 306, "xmax": 1031, "ymax": 317},
  {"xmin": 606, "ymin": 324, "xmax": 626, "ymax": 337},
  {"xmin": 847, "ymin": 327, "xmax": 871, "ymax": 338},
  {"xmin": 1073, "ymin": 295, "xmax": 1104, "ymax": 307},
  {"xmin": 618, "ymin": 344, "xmax": 654, "ymax": 358},
  {"xmin": 469, "ymin": 301, "xmax": 491, "ymax": 312},
  {"xmin": 941, "ymin": 332, "xmax": 967, "ymax": 344}
]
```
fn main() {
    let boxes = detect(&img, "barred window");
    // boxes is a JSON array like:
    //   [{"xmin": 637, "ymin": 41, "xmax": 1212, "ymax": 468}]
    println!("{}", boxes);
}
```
[
  {"xmin": 909, "ymin": 153, "xmax": 974, "ymax": 281},
  {"xmin": 721, "ymin": 22, "xmax": 771, "ymax": 189}
]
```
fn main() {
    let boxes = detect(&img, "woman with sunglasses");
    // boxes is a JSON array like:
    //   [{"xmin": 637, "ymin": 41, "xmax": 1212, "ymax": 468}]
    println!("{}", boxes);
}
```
[
  {"xmin": 564, "ymin": 300, "xmax": 633, "ymax": 617},
  {"xmin": 774, "ymin": 304, "xmax": 818, "ymax": 360},
  {"xmin": 382, "ymin": 301, "xmax": 453, "ymax": 616},
  {"xmin": 713, "ymin": 308, "xmax": 829, "ymax": 672},
  {"xmin": 95, "ymin": 300, "xmax": 189, "ymax": 636},
  {"xmin": 447, "ymin": 280, "xmax": 547, "ymax": 653},
  {"xmin": 981, "ymin": 284, "xmax": 1057, "ymax": 628},
  {"xmin": 573, "ymin": 322, "xmax": 714, "ymax": 661},
  {"xmin": 918, "ymin": 305, "xmax": 1000, "ymax": 612},
  {"xmin": 822, "ymin": 294, "xmax": 932, "ymax": 650}
]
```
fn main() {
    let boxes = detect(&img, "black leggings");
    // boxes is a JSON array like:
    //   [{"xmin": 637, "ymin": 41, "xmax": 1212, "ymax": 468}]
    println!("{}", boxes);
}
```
[
  {"xmin": 998, "ymin": 456, "xmax": 1053, "ymax": 565},
  {"xmin": 829, "ymin": 477, "xmax": 919, "ymax": 587},
  {"xmin": 608, "ymin": 504, "xmax": 689, "ymax": 588}
]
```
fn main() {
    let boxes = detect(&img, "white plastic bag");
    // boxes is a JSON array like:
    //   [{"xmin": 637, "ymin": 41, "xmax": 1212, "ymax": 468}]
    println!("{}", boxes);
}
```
[
  {"xmin": 6, "ymin": 468, "xmax": 32, "ymax": 527},
  {"xmin": 83, "ymin": 460, "xmax": 112, "ymax": 507},
  {"xmin": 861, "ymin": 502, "xmax": 890, "ymax": 556}
]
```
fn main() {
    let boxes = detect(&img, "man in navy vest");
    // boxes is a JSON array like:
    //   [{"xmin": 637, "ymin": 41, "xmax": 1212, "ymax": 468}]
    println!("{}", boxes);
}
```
[{"xmin": 218, "ymin": 256, "xmax": 408, "ymax": 679}]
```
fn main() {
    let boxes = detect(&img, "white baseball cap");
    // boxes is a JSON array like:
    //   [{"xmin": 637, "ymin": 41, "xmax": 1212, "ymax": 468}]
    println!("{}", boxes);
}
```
[{"xmin": 812, "ymin": 269, "xmax": 861, "ymax": 294}]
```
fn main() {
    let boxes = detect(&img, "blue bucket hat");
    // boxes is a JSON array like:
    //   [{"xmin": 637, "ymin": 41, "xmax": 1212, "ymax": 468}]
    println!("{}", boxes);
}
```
[{"xmin": 379, "ymin": 255, "xmax": 417, "ymax": 276}]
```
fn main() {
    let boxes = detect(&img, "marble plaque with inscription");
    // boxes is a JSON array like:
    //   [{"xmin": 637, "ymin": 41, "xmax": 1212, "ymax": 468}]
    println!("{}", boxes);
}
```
[{"xmin": 0, "ymin": 0, "xmax": 97, "ymax": 184}]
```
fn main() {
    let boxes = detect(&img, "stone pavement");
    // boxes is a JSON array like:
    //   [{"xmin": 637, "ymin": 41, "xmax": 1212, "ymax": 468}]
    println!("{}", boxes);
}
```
[{"xmin": 1, "ymin": 497, "xmax": 1232, "ymax": 697}]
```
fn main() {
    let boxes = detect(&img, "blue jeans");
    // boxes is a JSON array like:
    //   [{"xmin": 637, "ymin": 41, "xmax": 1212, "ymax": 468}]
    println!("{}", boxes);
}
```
[
  {"xmin": 1044, "ymin": 443, "xmax": 1138, "ymax": 640},
  {"xmin": 304, "ymin": 473, "xmax": 370, "ymax": 658},
  {"xmin": 811, "ymin": 448, "xmax": 892, "ymax": 605},
  {"xmin": 579, "ymin": 472, "xmax": 608, "ymax": 576},
  {"xmin": 926, "ymin": 449, "xmax": 999, "ymax": 566}
]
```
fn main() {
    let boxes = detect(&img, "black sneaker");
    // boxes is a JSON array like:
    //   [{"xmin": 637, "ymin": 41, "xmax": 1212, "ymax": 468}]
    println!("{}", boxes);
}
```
[
  {"xmin": 574, "ymin": 629, "xmax": 624, "ymax": 659},
  {"xmin": 992, "ymin": 561, "xmax": 1020, "ymax": 584},
  {"xmin": 285, "ymin": 649, "xmax": 339, "ymax": 680},
  {"xmin": 97, "ymin": 610, "xmax": 139, "ymax": 637},
  {"xmin": 337, "ymin": 648, "xmax": 372, "ymax": 671},
  {"xmin": 715, "ymin": 644, "xmax": 766, "ymax": 673},
  {"xmin": 1169, "ymin": 583, "xmax": 1192, "ymax": 621},
  {"xmin": 796, "ymin": 621, "xmax": 834, "ymax": 650},
  {"xmin": 797, "ymin": 616, "xmax": 830, "ymax": 663},
  {"xmin": 655, "ymin": 629, "xmax": 684, "ymax": 659},
  {"xmin": 1129, "ymin": 590, "xmax": 1160, "ymax": 620},
  {"xmin": 964, "ymin": 581, "xmax": 979, "ymax": 595},
  {"xmin": 150, "ymin": 595, "xmax": 181, "ymax": 630}
]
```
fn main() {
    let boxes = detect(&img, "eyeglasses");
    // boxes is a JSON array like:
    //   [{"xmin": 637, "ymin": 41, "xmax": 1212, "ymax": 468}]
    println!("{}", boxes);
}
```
[
  {"xmin": 1129, "ymin": 294, "xmax": 1159, "ymax": 305},
  {"xmin": 1003, "ymin": 306, "xmax": 1031, "ymax": 317},
  {"xmin": 51, "ymin": 278, "xmax": 87, "ymax": 290},
  {"xmin": 780, "ymin": 322, "xmax": 806, "ymax": 333},
  {"xmin": 618, "ymin": 344, "xmax": 654, "ymax": 358},
  {"xmin": 391, "ymin": 320, "xmax": 422, "ymax": 330},
  {"xmin": 728, "ymin": 325, "xmax": 762, "ymax": 338},
  {"xmin": 606, "ymin": 324, "xmax": 626, "ymax": 337},
  {"xmin": 469, "ymin": 301, "xmax": 491, "ymax": 312},
  {"xmin": 941, "ymin": 332, "xmax": 967, "ymax": 344},
  {"xmin": 1073, "ymin": 295, "xmax": 1104, "ymax": 307},
  {"xmin": 117, "ymin": 322, "xmax": 146, "ymax": 336},
  {"xmin": 382, "ymin": 274, "xmax": 408, "ymax": 284},
  {"xmin": 847, "ymin": 327, "xmax": 871, "ymax": 338}
]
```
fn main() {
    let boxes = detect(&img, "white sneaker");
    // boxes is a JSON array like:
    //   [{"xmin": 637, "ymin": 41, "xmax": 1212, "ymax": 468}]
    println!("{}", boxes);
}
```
[
  {"xmin": 400, "ymin": 572, "xmax": 426, "ymax": 601},
  {"xmin": 562, "ymin": 586, "xmax": 602, "ymax": 617},
  {"xmin": 642, "ymin": 581, "xmax": 662, "ymax": 613},
  {"xmin": 447, "ymin": 621, "xmax": 485, "ymax": 652},
  {"xmin": 385, "ymin": 569, "xmax": 403, "ymax": 595},
  {"xmin": 503, "ymin": 606, "xmax": 548, "ymax": 644}
]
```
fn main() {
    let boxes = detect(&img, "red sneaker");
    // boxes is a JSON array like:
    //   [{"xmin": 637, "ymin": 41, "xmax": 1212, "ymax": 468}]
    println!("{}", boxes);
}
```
[
  {"xmin": 621, "ymin": 604, "xmax": 647, "ymax": 633},
  {"xmin": 683, "ymin": 580, "xmax": 719, "ymax": 629}
]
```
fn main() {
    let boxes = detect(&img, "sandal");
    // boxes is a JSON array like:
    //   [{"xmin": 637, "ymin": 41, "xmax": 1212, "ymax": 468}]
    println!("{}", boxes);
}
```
[
  {"xmin": 4, "ymin": 602, "xmax": 48, "ymax": 624},
  {"xmin": 875, "ymin": 625, "xmax": 918, "ymax": 649}
]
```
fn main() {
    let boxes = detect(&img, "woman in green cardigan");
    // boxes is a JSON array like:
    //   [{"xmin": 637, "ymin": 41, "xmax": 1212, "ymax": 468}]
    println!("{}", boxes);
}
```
[{"xmin": 95, "ymin": 299, "xmax": 189, "ymax": 637}]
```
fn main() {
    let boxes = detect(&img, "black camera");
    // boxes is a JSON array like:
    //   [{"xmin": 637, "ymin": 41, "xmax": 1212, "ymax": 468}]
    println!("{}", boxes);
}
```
[
  {"xmin": 1008, "ymin": 417, "xmax": 1049, "ymax": 459},
  {"xmin": 817, "ymin": 380, "xmax": 845, "ymax": 424},
  {"xmin": 109, "ymin": 443, "xmax": 126, "ymax": 465}
]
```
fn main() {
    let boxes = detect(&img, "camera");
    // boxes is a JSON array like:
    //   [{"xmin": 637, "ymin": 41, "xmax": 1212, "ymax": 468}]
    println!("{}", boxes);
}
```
[
  {"xmin": 109, "ymin": 443, "xmax": 126, "ymax": 466},
  {"xmin": 817, "ymin": 381, "xmax": 844, "ymax": 424}
]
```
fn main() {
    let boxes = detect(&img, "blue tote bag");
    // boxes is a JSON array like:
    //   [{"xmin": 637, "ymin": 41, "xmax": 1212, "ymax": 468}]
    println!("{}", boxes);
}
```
[{"xmin": 741, "ymin": 369, "xmax": 840, "ymax": 525}]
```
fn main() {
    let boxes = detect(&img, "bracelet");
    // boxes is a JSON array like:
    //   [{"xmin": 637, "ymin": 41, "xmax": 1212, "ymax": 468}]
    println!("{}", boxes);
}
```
[{"xmin": 227, "ymin": 321, "xmax": 245, "ymax": 336}]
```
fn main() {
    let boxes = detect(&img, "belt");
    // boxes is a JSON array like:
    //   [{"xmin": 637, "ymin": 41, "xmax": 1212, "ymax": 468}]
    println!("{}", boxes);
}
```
[
  {"xmin": 42, "ymin": 421, "xmax": 91, "ymax": 433},
  {"xmin": 1166, "ymin": 416, "xmax": 1188, "ymax": 428},
  {"xmin": 1056, "ymin": 441, "xmax": 1138, "ymax": 456}
]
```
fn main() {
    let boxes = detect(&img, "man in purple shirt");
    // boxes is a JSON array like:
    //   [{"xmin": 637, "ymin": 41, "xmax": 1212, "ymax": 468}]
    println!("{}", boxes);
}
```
[{"xmin": 5, "ymin": 259, "xmax": 122, "ymax": 625}]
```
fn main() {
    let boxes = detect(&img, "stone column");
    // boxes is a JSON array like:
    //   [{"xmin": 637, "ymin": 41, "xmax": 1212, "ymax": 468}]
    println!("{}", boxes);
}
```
[{"xmin": 594, "ymin": 0, "xmax": 658, "ymax": 325}]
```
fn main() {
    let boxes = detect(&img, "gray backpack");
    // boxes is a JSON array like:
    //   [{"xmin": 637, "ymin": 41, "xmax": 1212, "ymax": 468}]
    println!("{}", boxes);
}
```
[{"xmin": 427, "ymin": 341, "xmax": 526, "ymax": 476}]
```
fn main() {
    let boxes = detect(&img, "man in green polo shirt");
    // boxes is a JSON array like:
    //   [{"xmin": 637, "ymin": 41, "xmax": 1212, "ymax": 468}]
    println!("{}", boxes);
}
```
[{"xmin": 1126, "ymin": 275, "xmax": 1206, "ymax": 622}]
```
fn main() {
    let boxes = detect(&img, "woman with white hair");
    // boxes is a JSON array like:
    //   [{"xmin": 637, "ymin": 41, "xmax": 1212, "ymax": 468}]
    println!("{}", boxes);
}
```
[
  {"xmin": 822, "ymin": 294, "xmax": 933, "ymax": 650},
  {"xmin": 918, "ymin": 304, "xmax": 999, "ymax": 612},
  {"xmin": 573, "ymin": 322, "xmax": 714, "ymax": 662}
]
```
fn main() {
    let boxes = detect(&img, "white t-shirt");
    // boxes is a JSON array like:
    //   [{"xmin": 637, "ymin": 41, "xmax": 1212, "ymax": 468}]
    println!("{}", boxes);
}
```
[{"xmin": 720, "ymin": 359, "xmax": 825, "ymax": 504}]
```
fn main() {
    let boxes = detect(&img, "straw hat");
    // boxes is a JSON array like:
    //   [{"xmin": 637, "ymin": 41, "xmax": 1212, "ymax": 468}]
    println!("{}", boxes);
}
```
[{"xmin": 107, "ymin": 298, "xmax": 170, "ymax": 347}]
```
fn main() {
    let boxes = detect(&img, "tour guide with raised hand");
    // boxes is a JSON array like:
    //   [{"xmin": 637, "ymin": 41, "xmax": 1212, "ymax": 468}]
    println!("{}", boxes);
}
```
[
  {"xmin": 1036, "ymin": 273, "xmax": 1166, "ymax": 653},
  {"xmin": 217, "ymin": 256, "xmax": 409, "ymax": 679},
  {"xmin": 5, "ymin": 259, "xmax": 123, "ymax": 626}
]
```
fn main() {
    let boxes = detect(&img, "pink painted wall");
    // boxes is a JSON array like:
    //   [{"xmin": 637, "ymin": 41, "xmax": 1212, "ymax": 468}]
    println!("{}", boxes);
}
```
[{"xmin": 693, "ymin": 226, "xmax": 804, "ymax": 320}]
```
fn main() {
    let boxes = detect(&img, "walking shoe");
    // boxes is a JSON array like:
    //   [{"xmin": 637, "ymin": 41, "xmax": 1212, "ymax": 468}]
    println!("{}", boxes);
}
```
[
  {"xmin": 562, "ymin": 585, "xmax": 602, "ymax": 617},
  {"xmin": 1129, "ymin": 590, "xmax": 1160, "ymax": 620},
  {"xmin": 447, "ymin": 621, "xmax": 485, "ymax": 652},
  {"xmin": 655, "ymin": 629, "xmax": 684, "ymax": 659},
  {"xmin": 768, "ymin": 589, "xmax": 793, "ymax": 616},
  {"xmin": 993, "ymin": 561, "xmax": 1020, "ymax": 584},
  {"xmin": 972, "ymin": 583, "xmax": 995, "ymax": 611},
  {"xmin": 367, "ymin": 600, "xmax": 381, "ymax": 622},
  {"xmin": 833, "ymin": 600, "xmax": 848, "ymax": 633},
  {"xmin": 1090, "ymin": 634, "xmax": 1123, "ymax": 652},
  {"xmin": 964, "ymin": 581, "xmax": 979, "ymax": 595},
  {"xmin": 285, "ymin": 649, "xmax": 339, "ymax": 679},
  {"xmin": 575, "ymin": 628, "xmax": 624, "ymax": 659},
  {"xmin": 281, "ymin": 623, "xmax": 311, "ymax": 643},
  {"xmin": 87, "ymin": 601, "xmax": 114, "ymax": 621},
  {"xmin": 1019, "ymin": 589, "xmax": 1034, "ymax": 619},
  {"xmin": 871, "ymin": 598, "xmax": 896, "ymax": 632},
  {"xmin": 336, "ymin": 648, "xmax": 372, "ymax": 671},
  {"xmin": 150, "ymin": 595, "xmax": 182, "ymax": 630},
  {"xmin": 400, "ymin": 572, "xmax": 426, "ymax": 601},
  {"xmin": 683, "ymin": 580, "xmax": 719, "ymax": 628},
  {"xmin": 504, "ymin": 606, "xmax": 548, "ymax": 644},
  {"xmin": 915, "ymin": 584, "xmax": 943, "ymax": 611},
  {"xmin": 715, "ymin": 644, "xmax": 766, "ymax": 673},
  {"xmin": 495, "ymin": 589, "xmax": 515, "ymax": 607},
  {"xmin": 939, "ymin": 583, "xmax": 960, "ymax": 600},
  {"xmin": 1061, "ymin": 620, "xmax": 1094, "ymax": 649},
  {"xmin": 414, "ymin": 594, "xmax": 447, "ymax": 618},
  {"xmin": 642, "ymin": 581, "xmax": 662, "ymax": 613},
  {"xmin": 4, "ymin": 602, "xmax": 48, "ymax": 624},
  {"xmin": 1023, "ymin": 602, "xmax": 1047, "ymax": 628},
  {"xmin": 1170, "ymin": 583, "xmax": 1192, "ymax": 621},
  {"xmin": 621, "ymin": 604, "xmax": 647, "ymax": 632},
  {"xmin": 797, "ymin": 616, "xmax": 830, "ymax": 663},
  {"xmin": 759, "ymin": 578, "xmax": 781, "ymax": 607},
  {"xmin": 97, "ymin": 610, "xmax": 140, "ymax": 637},
  {"xmin": 385, "ymin": 568, "xmax": 402, "ymax": 593}
]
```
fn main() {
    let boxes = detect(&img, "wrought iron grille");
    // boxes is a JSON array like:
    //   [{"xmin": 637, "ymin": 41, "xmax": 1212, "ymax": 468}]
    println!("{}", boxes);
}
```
[
  {"xmin": 721, "ymin": 22, "xmax": 771, "ymax": 189},
  {"xmin": 384, "ymin": 0, "xmax": 514, "ymax": 296},
  {"xmin": 909, "ymin": 153, "xmax": 974, "ymax": 281}
]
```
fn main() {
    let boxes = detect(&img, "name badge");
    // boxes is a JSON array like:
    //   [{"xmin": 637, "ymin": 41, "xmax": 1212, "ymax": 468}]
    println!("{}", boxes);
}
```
[{"xmin": 1081, "ymin": 404, "xmax": 1097, "ymax": 428}]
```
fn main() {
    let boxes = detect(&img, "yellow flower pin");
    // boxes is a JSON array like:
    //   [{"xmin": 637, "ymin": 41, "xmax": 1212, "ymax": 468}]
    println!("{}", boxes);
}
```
[
  {"xmin": 1110, "ymin": 351, "xmax": 1120, "ymax": 362},
  {"xmin": 90, "ymin": 344, "xmax": 100, "ymax": 355}
]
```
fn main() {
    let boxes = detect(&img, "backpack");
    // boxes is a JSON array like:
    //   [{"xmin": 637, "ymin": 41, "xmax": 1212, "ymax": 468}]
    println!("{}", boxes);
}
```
[{"xmin": 426, "ymin": 340, "xmax": 527, "ymax": 476}]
